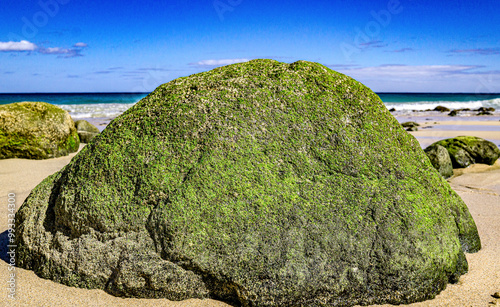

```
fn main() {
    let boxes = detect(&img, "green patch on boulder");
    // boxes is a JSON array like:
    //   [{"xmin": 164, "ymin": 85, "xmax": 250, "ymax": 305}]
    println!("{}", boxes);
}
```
[
  {"xmin": 0, "ymin": 101, "xmax": 80, "ymax": 159},
  {"xmin": 15, "ymin": 60, "xmax": 480, "ymax": 306},
  {"xmin": 424, "ymin": 144, "xmax": 454, "ymax": 179},
  {"xmin": 75, "ymin": 119, "xmax": 100, "ymax": 143}
]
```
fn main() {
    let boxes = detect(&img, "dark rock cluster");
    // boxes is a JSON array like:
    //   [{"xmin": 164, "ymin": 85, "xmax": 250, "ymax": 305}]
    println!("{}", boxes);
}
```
[{"xmin": 425, "ymin": 136, "xmax": 500, "ymax": 178}]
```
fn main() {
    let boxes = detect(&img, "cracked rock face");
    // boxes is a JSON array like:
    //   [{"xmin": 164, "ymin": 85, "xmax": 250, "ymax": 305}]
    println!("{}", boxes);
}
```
[{"xmin": 16, "ymin": 59, "xmax": 481, "ymax": 306}]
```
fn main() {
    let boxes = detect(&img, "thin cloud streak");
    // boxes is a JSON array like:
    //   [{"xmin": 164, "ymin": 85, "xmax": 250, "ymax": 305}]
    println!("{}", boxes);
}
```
[
  {"xmin": 359, "ymin": 40, "xmax": 388, "ymax": 49},
  {"xmin": 95, "ymin": 67, "xmax": 172, "ymax": 75},
  {"xmin": 337, "ymin": 64, "xmax": 500, "ymax": 92},
  {"xmin": 448, "ymin": 48, "xmax": 500, "ymax": 55},
  {"xmin": 137, "ymin": 68, "xmax": 171, "ymax": 72},
  {"xmin": 190, "ymin": 58, "xmax": 251, "ymax": 67},
  {"xmin": 359, "ymin": 40, "xmax": 383, "ymax": 46},
  {"xmin": 389, "ymin": 48, "xmax": 414, "ymax": 53},
  {"xmin": 94, "ymin": 70, "xmax": 114, "ymax": 74},
  {"xmin": 326, "ymin": 64, "xmax": 360, "ymax": 69},
  {"xmin": 38, "ymin": 47, "xmax": 83, "ymax": 58}
]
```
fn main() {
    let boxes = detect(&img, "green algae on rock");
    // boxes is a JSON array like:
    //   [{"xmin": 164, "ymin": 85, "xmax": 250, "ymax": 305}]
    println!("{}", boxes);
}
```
[
  {"xmin": 424, "ymin": 144, "xmax": 454, "ymax": 179},
  {"xmin": 434, "ymin": 136, "xmax": 500, "ymax": 168},
  {"xmin": 0, "ymin": 101, "xmax": 80, "ymax": 159},
  {"xmin": 15, "ymin": 60, "xmax": 480, "ymax": 306},
  {"xmin": 75, "ymin": 119, "xmax": 100, "ymax": 143}
]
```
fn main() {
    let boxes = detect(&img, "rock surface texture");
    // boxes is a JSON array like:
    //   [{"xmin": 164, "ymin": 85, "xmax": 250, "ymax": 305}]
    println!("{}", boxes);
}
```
[
  {"xmin": 75, "ymin": 119, "xmax": 100, "ymax": 143},
  {"xmin": 434, "ymin": 106, "xmax": 450, "ymax": 112},
  {"xmin": 0, "ymin": 101, "xmax": 79, "ymax": 159},
  {"xmin": 16, "ymin": 60, "xmax": 481, "ymax": 306},
  {"xmin": 401, "ymin": 121, "xmax": 419, "ymax": 128},
  {"xmin": 401, "ymin": 121, "xmax": 419, "ymax": 132},
  {"xmin": 434, "ymin": 136, "xmax": 500, "ymax": 168},
  {"xmin": 424, "ymin": 144, "xmax": 454, "ymax": 179}
]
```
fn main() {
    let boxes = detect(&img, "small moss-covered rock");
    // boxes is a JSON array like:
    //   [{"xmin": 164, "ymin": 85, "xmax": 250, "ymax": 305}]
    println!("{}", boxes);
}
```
[
  {"xmin": 16, "ymin": 60, "xmax": 480, "ymax": 306},
  {"xmin": 477, "ymin": 107, "xmax": 495, "ymax": 112},
  {"xmin": 401, "ymin": 121, "xmax": 419, "ymax": 131},
  {"xmin": 75, "ymin": 120, "xmax": 100, "ymax": 143},
  {"xmin": 477, "ymin": 110, "xmax": 493, "ymax": 116},
  {"xmin": 0, "ymin": 101, "xmax": 79, "ymax": 159},
  {"xmin": 435, "ymin": 136, "xmax": 500, "ymax": 168},
  {"xmin": 401, "ymin": 121, "xmax": 420, "ymax": 128},
  {"xmin": 424, "ymin": 144, "xmax": 454, "ymax": 178},
  {"xmin": 434, "ymin": 106, "xmax": 450, "ymax": 112}
]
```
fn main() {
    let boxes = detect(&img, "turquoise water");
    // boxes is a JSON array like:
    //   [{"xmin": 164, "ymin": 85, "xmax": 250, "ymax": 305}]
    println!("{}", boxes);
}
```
[
  {"xmin": 1, "ymin": 92, "xmax": 499, "ymax": 118},
  {"xmin": 379, "ymin": 93, "xmax": 500, "ymax": 111}
]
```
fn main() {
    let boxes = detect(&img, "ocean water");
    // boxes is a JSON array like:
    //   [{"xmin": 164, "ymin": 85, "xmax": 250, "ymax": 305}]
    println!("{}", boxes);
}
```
[
  {"xmin": 1, "ymin": 92, "xmax": 499, "ymax": 119},
  {"xmin": 380, "ymin": 93, "xmax": 500, "ymax": 111},
  {"xmin": 0, "ymin": 93, "xmax": 147, "ymax": 119}
]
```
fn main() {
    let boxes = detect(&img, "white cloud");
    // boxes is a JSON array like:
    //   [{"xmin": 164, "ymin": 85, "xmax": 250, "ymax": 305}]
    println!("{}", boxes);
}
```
[
  {"xmin": 0, "ymin": 40, "xmax": 37, "ymax": 52},
  {"xmin": 192, "ymin": 58, "xmax": 250, "ymax": 66},
  {"xmin": 0, "ymin": 40, "xmax": 87, "ymax": 58}
]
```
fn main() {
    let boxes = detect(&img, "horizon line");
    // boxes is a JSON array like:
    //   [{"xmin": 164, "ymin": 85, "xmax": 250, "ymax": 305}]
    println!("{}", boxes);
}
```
[{"xmin": 1, "ymin": 92, "xmax": 500, "ymax": 95}]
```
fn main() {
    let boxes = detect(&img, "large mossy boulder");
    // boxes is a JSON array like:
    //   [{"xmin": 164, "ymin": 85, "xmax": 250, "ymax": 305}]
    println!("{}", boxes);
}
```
[
  {"xmin": 434, "ymin": 136, "xmax": 500, "ymax": 168},
  {"xmin": 0, "ymin": 101, "xmax": 79, "ymax": 159},
  {"xmin": 75, "ymin": 119, "xmax": 100, "ymax": 143},
  {"xmin": 15, "ymin": 60, "xmax": 480, "ymax": 306}
]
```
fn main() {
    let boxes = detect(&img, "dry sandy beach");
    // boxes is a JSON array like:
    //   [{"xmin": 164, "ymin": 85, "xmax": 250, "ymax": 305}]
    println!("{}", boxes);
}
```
[{"xmin": 1, "ymin": 117, "xmax": 499, "ymax": 307}]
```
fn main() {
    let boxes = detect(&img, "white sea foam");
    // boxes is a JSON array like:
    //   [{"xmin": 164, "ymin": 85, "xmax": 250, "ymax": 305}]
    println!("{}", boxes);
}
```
[
  {"xmin": 54, "ymin": 98, "xmax": 500, "ymax": 118},
  {"xmin": 385, "ymin": 98, "xmax": 500, "ymax": 111},
  {"xmin": 58, "ymin": 103, "xmax": 136, "ymax": 119}
]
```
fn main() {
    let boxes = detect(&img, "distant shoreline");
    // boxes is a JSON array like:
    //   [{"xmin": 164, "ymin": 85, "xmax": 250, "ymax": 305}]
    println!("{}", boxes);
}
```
[
  {"xmin": 1, "ymin": 92, "xmax": 499, "ymax": 95},
  {"xmin": 0, "ymin": 92, "xmax": 150, "ymax": 95}
]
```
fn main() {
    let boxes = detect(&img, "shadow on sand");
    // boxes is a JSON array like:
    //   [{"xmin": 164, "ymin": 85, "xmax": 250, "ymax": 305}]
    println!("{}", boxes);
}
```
[{"xmin": 1, "ymin": 230, "xmax": 12, "ymax": 264}]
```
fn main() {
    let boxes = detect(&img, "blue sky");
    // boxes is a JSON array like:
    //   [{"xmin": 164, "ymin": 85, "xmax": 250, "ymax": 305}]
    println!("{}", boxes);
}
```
[{"xmin": 1, "ymin": 0, "xmax": 499, "ymax": 93}]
